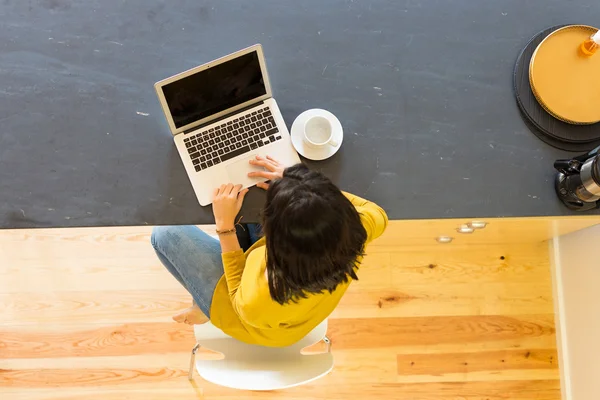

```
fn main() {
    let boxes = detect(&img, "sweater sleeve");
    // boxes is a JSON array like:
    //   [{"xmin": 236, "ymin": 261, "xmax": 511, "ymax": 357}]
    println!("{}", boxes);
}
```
[
  {"xmin": 343, "ymin": 191, "xmax": 389, "ymax": 243},
  {"xmin": 221, "ymin": 249, "xmax": 246, "ymax": 302},
  {"xmin": 221, "ymin": 248, "xmax": 271, "ymax": 328}
]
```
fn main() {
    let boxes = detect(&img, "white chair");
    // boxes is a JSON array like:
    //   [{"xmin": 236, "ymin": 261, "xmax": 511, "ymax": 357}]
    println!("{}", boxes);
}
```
[{"xmin": 188, "ymin": 320, "xmax": 333, "ymax": 390}]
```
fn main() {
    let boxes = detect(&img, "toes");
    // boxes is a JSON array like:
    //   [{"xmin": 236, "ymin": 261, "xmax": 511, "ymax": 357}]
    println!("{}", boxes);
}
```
[
  {"xmin": 173, "ymin": 314, "xmax": 186, "ymax": 323},
  {"xmin": 172, "ymin": 306, "xmax": 208, "ymax": 325}
]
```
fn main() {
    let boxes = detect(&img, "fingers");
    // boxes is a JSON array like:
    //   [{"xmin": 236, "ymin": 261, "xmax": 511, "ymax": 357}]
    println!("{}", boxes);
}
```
[
  {"xmin": 256, "ymin": 182, "xmax": 270, "ymax": 190},
  {"xmin": 215, "ymin": 183, "xmax": 253, "ymax": 197},
  {"xmin": 215, "ymin": 183, "xmax": 236, "ymax": 197},
  {"xmin": 249, "ymin": 155, "xmax": 277, "ymax": 171},
  {"xmin": 247, "ymin": 170, "xmax": 278, "ymax": 180},
  {"xmin": 235, "ymin": 188, "xmax": 249, "ymax": 210},
  {"xmin": 266, "ymin": 155, "xmax": 281, "ymax": 165},
  {"xmin": 237, "ymin": 188, "xmax": 249, "ymax": 202}
]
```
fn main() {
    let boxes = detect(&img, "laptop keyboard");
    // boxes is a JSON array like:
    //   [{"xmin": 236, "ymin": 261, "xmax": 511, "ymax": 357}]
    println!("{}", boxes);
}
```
[{"xmin": 183, "ymin": 106, "xmax": 282, "ymax": 172}]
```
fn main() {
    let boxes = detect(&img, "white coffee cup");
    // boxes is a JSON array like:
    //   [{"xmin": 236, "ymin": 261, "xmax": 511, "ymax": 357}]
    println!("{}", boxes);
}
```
[{"xmin": 303, "ymin": 116, "xmax": 339, "ymax": 148}]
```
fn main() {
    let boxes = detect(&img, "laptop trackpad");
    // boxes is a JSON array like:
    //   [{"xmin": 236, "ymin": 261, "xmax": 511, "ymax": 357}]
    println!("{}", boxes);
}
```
[{"xmin": 226, "ymin": 156, "xmax": 268, "ymax": 187}]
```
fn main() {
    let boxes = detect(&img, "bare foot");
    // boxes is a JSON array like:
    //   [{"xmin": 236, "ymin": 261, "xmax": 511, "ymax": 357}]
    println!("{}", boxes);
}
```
[{"xmin": 173, "ymin": 305, "xmax": 209, "ymax": 325}]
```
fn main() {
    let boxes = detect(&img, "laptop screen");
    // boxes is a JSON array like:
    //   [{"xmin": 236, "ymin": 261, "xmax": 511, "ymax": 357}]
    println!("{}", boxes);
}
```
[{"xmin": 162, "ymin": 51, "xmax": 267, "ymax": 129}]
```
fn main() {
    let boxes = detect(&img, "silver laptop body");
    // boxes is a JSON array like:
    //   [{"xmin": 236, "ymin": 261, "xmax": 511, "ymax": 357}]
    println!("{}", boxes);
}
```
[{"xmin": 155, "ymin": 44, "xmax": 300, "ymax": 206}]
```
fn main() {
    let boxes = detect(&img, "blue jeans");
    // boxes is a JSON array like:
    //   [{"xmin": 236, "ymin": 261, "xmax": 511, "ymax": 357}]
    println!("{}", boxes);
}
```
[{"xmin": 151, "ymin": 224, "xmax": 262, "ymax": 318}]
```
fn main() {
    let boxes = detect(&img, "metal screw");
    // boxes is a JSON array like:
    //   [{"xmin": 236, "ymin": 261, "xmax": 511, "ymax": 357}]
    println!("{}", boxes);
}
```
[
  {"xmin": 468, "ymin": 221, "xmax": 487, "ymax": 229},
  {"xmin": 457, "ymin": 224, "xmax": 475, "ymax": 234},
  {"xmin": 436, "ymin": 236, "xmax": 454, "ymax": 243}
]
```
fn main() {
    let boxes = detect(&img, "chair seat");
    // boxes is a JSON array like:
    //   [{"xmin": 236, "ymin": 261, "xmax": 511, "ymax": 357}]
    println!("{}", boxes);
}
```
[
  {"xmin": 196, "ymin": 352, "xmax": 333, "ymax": 390},
  {"xmin": 192, "ymin": 320, "xmax": 333, "ymax": 390}
]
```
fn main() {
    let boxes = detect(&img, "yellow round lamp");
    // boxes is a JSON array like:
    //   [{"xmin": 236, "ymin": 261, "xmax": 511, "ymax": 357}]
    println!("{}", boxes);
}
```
[{"xmin": 529, "ymin": 25, "xmax": 600, "ymax": 125}]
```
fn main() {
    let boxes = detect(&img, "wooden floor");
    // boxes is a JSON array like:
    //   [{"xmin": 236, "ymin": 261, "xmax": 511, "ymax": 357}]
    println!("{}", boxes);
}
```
[{"xmin": 0, "ymin": 224, "xmax": 560, "ymax": 399}]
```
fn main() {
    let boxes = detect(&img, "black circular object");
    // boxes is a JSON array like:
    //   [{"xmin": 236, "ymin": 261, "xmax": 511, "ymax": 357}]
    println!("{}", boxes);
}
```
[
  {"xmin": 514, "ymin": 25, "xmax": 600, "ymax": 148},
  {"xmin": 517, "ymin": 103, "xmax": 600, "ymax": 152}
]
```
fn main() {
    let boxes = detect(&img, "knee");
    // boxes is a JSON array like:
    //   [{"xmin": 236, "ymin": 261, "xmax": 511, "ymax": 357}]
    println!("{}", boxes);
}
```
[
  {"xmin": 150, "ymin": 227, "xmax": 163, "ymax": 250},
  {"xmin": 151, "ymin": 226, "xmax": 182, "ymax": 251}
]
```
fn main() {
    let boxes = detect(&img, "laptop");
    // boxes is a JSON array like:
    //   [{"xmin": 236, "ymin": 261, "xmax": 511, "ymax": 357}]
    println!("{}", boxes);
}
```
[{"xmin": 154, "ymin": 44, "xmax": 300, "ymax": 206}]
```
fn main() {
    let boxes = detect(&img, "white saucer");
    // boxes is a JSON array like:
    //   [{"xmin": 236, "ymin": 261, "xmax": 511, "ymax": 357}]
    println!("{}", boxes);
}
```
[{"xmin": 290, "ymin": 109, "xmax": 343, "ymax": 161}]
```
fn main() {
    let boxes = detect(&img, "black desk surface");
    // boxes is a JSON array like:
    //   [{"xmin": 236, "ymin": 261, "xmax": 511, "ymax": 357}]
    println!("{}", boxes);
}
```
[{"xmin": 2, "ymin": 0, "xmax": 600, "ymax": 228}]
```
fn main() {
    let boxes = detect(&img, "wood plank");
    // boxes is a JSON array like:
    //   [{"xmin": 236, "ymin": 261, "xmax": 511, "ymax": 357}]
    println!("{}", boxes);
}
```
[
  {"xmin": 0, "ymin": 315, "xmax": 555, "ymax": 359},
  {"xmin": 0, "ymin": 322, "xmax": 195, "ymax": 359},
  {"xmin": 4, "ymin": 350, "xmax": 553, "ymax": 393},
  {"xmin": 0, "ymin": 227, "xmax": 205, "ymax": 294},
  {"xmin": 399, "ymin": 349, "xmax": 559, "ymax": 375},
  {"xmin": 0, "ymin": 367, "xmax": 188, "ymax": 389},
  {"xmin": 374, "ymin": 217, "xmax": 600, "ymax": 247},
  {"xmin": 0, "ymin": 332, "xmax": 560, "ymax": 360},
  {"xmin": 1, "ymin": 380, "xmax": 562, "ymax": 400},
  {"xmin": 1, "ymin": 367, "xmax": 560, "ymax": 392},
  {"xmin": 0, "ymin": 290, "xmax": 190, "ymax": 325},
  {"xmin": 0, "ymin": 261, "xmax": 183, "ymax": 293},
  {"xmin": 0, "ymin": 249, "xmax": 384, "ymax": 294},
  {"xmin": 389, "ymin": 243, "xmax": 552, "ymax": 285},
  {"xmin": 397, "ymin": 349, "xmax": 559, "ymax": 383},
  {"xmin": 335, "ymin": 283, "xmax": 554, "ymax": 318},
  {"xmin": 292, "ymin": 380, "xmax": 562, "ymax": 400},
  {"xmin": 1, "ymin": 275, "xmax": 553, "ymax": 326},
  {"xmin": 393, "ymin": 370, "xmax": 559, "ymax": 384},
  {"xmin": 0, "ymin": 351, "xmax": 398, "ymax": 389},
  {"xmin": 0, "ymin": 226, "xmax": 152, "ymax": 242},
  {"xmin": 327, "ymin": 315, "xmax": 556, "ymax": 349},
  {"xmin": 1, "ymin": 353, "xmax": 219, "ymax": 370},
  {"xmin": 1, "ymin": 245, "xmax": 554, "ymax": 318}
]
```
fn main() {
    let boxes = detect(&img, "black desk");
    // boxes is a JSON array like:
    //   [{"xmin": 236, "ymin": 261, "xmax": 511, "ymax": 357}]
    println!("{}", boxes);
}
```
[{"xmin": 1, "ymin": 0, "xmax": 599, "ymax": 228}]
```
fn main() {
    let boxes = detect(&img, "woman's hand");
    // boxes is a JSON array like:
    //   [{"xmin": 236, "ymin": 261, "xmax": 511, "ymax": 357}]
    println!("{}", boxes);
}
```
[
  {"xmin": 212, "ymin": 184, "xmax": 249, "ymax": 230},
  {"xmin": 248, "ymin": 155, "xmax": 285, "ymax": 190}
]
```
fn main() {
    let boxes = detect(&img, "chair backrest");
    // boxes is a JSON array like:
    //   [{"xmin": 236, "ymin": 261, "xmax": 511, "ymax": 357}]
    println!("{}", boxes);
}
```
[{"xmin": 193, "ymin": 320, "xmax": 333, "ymax": 390}]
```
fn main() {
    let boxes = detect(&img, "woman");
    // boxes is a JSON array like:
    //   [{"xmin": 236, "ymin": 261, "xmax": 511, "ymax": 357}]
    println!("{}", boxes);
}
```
[{"xmin": 151, "ymin": 155, "xmax": 388, "ymax": 347}]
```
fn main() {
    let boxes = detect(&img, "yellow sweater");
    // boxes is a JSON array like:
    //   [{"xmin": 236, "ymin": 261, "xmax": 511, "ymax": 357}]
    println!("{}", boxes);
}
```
[{"xmin": 209, "ymin": 192, "xmax": 388, "ymax": 347}]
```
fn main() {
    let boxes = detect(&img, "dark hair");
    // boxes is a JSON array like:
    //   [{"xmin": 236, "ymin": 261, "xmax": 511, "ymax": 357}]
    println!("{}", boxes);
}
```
[{"xmin": 262, "ymin": 164, "xmax": 367, "ymax": 304}]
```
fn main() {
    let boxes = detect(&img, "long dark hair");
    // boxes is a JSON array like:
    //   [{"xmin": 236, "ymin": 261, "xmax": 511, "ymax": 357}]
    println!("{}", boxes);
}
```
[{"xmin": 262, "ymin": 164, "xmax": 367, "ymax": 304}]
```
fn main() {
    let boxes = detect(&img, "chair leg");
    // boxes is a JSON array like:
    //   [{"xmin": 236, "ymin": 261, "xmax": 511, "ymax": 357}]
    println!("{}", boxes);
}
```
[
  {"xmin": 188, "ymin": 343, "xmax": 200, "ymax": 381},
  {"xmin": 323, "ymin": 336, "xmax": 331, "ymax": 353}
]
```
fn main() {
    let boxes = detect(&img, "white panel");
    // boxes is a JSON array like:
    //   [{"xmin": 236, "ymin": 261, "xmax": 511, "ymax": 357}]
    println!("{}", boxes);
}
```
[{"xmin": 552, "ymin": 224, "xmax": 600, "ymax": 400}]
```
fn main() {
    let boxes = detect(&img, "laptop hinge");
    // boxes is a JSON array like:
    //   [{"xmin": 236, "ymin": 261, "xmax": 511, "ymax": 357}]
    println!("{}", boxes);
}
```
[{"xmin": 183, "ymin": 101, "xmax": 265, "ymax": 135}]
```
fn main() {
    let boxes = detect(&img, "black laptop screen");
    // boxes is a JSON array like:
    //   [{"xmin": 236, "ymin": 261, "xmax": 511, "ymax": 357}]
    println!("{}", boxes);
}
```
[{"xmin": 162, "ymin": 51, "xmax": 267, "ymax": 129}]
